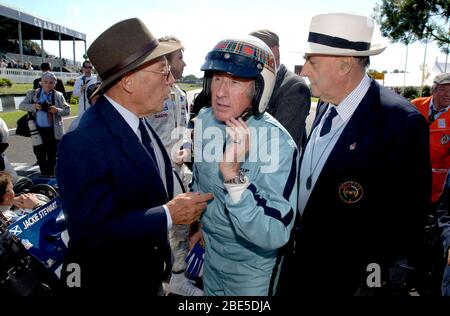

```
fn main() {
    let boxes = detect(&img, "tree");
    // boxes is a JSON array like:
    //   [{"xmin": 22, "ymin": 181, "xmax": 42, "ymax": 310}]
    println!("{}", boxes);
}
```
[
  {"xmin": 181, "ymin": 74, "xmax": 201, "ymax": 84},
  {"xmin": 374, "ymin": 0, "xmax": 450, "ymax": 52}
]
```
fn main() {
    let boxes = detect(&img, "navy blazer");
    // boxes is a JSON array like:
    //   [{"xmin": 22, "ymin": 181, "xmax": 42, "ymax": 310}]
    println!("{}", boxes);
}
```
[
  {"xmin": 57, "ymin": 95, "xmax": 173, "ymax": 294},
  {"xmin": 293, "ymin": 80, "xmax": 432, "ymax": 295}
]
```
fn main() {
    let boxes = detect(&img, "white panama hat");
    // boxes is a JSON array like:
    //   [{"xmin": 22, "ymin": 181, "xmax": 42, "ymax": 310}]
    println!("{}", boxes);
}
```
[{"xmin": 305, "ymin": 12, "xmax": 387, "ymax": 57}]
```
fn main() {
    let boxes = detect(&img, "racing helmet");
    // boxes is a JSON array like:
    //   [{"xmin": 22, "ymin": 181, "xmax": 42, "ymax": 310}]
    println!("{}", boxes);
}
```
[{"xmin": 201, "ymin": 37, "xmax": 276, "ymax": 119}]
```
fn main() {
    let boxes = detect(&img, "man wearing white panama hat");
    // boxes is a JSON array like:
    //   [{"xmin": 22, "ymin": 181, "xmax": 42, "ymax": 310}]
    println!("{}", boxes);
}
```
[{"xmin": 284, "ymin": 12, "xmax": 432, "ymax": 295}]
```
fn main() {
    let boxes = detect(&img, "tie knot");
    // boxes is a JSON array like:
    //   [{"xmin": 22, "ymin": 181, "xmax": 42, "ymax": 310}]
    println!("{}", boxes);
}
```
[
  {"xmin": 138, "ymin": 118, "xmax": 147, "ymax": 130},
  {"xmin": 328, "ymin": 107, "xmax": 338, "ymax": 119},
  {"xmin": 320, "ymin": 107, "xmax": 338, "ymax": 137},
  {"xmin": 139, "ymin": 119, "xmax": 151, "ymax": 143}
]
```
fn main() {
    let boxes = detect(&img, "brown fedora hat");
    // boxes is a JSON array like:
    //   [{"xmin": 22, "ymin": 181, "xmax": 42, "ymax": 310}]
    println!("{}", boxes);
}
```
[{"xmin": 87, "ymin": 18, "xmax": 180, "ymax": 95}]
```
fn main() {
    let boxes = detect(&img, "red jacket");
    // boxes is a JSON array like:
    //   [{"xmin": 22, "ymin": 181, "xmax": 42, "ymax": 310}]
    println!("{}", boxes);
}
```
[{"xmin": 412, "ymin": 96, "xmax": 450, "ymax": 202}]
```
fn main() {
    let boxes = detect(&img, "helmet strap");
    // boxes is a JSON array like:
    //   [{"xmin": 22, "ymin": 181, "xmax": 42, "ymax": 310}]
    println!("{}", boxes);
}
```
[{"xmin": 252, "ymin": 75, "xmax": 265, "ymax": 118}]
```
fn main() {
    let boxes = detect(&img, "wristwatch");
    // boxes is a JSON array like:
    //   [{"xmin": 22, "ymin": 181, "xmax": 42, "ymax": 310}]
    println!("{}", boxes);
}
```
[{"xmin": 224, "ymin": 171, "xmax": 247, "ymax": 184}]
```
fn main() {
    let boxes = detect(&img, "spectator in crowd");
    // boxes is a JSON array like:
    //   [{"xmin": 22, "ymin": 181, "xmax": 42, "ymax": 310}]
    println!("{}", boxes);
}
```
[
  {"xmin": 0, "ymin": 171, "xmax": 48, "ymax": 224},
  {"xmin": 291, "ymin": 12, "xmax": 431, "ymax": 295},
  {"xmin": 67, "ymin": 79, "xmax": 102, "ymax": 133},
  {"xmin": 33, "ymin": 62, "xmax": 67, "ymax": 101},
  {"xmin": 24, "ymin": 62, "xmax": 33, "ymax": 71},
  {"xmin": 73, "ymin": 60, "xmax": 97, "ymax": 118},
  {"xmin": 0, "ymin": 117, "xmax": 18, "ymax": 183},
  {"xmin": 69, "ymin": 60, "xmax": 97, "ymax": 131},
  {"xmin": 19, "ymin": 72, "xmax": 70, "ymax": 177},
  {"xmin": 412, "ymin": 73, "xmax": 450, "ymax": 205},
  {"xmin": 146, "ymin": 35, "xmax": 201, "ymax": 296},
  {"xmin": 192, "ymin": 37, "xmax": 298, "ymax": 295},
  {"xmin": 56, "ymin": 18, "xmax": 213, "ymax": 295},
  {"xmin": 249, "ymin": 29, "xmax": 311, "ymax": 150}
]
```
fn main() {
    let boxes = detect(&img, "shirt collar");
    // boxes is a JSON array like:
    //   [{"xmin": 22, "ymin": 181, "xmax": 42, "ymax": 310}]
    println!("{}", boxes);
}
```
[
  {"xmin": 430, "ymin": 98, "xmax": 450, "ymax": 114},
  {"xmin": 329, "ymin": 74, "xmax": 371, "ymax": 122},
  {"xmin": 104, "ymin": 95, "xmax": 140, "ymax": 137}
]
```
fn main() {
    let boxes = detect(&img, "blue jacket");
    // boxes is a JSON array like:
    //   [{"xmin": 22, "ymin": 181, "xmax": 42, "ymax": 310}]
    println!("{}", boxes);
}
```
[
  {"xmin": 56, "ymin": 95, "xmax": 173, "ymax": 294},
  {"xmin": 192, "ymin": 108, "xmax": 298, "ymax": 295}
]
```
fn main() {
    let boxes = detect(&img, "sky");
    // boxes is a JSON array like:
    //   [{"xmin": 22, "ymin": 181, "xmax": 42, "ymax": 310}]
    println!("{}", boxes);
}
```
[{"xmin": 1, "ymin": 0, "xmax": 448, "ymax": 78}]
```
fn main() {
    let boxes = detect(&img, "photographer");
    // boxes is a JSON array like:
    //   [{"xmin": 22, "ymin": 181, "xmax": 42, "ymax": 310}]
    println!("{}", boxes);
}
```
[
  {"xmin": 19, "ymin": 72, "xmax": 70, "ymax": 176},
  {"xmin": 33, "ymin": 62, "xmax": 67, "ymax": 101}
]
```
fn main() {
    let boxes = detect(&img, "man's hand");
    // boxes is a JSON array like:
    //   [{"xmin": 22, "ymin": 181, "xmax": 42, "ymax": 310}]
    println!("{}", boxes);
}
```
[
  {"xmin": 220, "ymin": 117, "xmax": 250, "ymax": 181},
  {"xmin": 172, "ymin": 148, "xmax": 191, "ymax": 166},
  {"xmin": 447, "ymin": 248, "xmax": 450, "ymax": 266},
  {"xmin": 13, "ymin": 193, "xmax": 40, "ymax": 210},
  {"xmin": 189, "ymin": 221, "xmax": 204, "ymax": 249},
  {"xmin": 48, "ymin": 106, "xmax": 58, "ymax": 114},
  {"xmin": 166, "ymin": 192, "xmax": 213, "ymax": 224}
]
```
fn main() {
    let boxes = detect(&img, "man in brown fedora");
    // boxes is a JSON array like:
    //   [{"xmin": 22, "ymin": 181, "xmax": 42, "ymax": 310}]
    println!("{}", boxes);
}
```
[
  {"xmin": 283, "ymin": 13, "xmax": 431, "ymax": 295},
  {"xmin": 56, "ymin": 18, "xmax": 213, "ymax": 295}
]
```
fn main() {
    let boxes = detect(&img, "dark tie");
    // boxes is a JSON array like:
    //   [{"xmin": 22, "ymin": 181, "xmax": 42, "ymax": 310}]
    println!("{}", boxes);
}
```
[
  {"xmin": 428, "ymin": 108, "xmax": 439, "ymax": 124},
  {"xmin": 320, "ymin": 107, "xmax": 338, "ymax": 137},
  {"xmin": 138, "ymin": 119, "xmax": 159, "ymax": 172}
]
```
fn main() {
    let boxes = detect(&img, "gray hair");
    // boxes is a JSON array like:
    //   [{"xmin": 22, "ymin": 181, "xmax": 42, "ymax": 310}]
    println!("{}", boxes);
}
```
[
  {"xmin": 40, "ymin": 71, "xmax": 57, "ymax": 82},
  {"xmin": 355, "ymin": 56, "xmax": 370, "ymax": 70},
  {"xmin": 158, "ymin": 35, "xmax": 184, "ymax": 61}
]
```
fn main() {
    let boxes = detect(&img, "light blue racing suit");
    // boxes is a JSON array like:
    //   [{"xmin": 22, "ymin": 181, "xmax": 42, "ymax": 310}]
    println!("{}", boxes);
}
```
[{"xmin": 192, "ymin": 107, "xmax": 299, "ymax": 296}]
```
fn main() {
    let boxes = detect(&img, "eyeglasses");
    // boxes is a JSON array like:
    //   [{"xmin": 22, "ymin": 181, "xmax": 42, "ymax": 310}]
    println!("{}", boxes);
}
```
[
  {"xmin": 141, "ymin": 65, "xmax": 172, "ymax": 81},
  {"xmin": 84, "ymin": 65, "xmax": 93, "ymax": 69}
]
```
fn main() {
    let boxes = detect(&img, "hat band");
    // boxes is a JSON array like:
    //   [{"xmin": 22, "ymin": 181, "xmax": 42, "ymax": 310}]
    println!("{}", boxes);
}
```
[
  {"xmin": 100, "ymin": 39, "xmax": 159, "ymax": 81},
  {"xmin": 308, "ymin": 32, "xmax": 370, "ymax": 51}
]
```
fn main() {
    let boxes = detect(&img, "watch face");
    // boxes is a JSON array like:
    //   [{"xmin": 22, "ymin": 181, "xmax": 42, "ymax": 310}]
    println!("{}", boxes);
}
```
[{"xmin": 225, "ymin": 172, "xmax": 246, "ymax": 184}]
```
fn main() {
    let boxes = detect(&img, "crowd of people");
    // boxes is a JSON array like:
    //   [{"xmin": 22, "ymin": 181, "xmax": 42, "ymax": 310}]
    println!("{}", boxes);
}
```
[{"xmin": 0, "ymin": 11, "xmax": 449, "ymax": 297}]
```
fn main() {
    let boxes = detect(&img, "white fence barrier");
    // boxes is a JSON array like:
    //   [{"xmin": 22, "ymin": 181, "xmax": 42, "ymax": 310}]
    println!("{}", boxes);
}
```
[{"xmin": 0, "ymin": 68, "xmax": 78, "ymax": 84}]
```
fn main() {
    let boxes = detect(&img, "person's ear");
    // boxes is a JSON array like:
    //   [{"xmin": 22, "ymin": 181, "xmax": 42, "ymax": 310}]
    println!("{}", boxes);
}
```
[
  {"xmin": 120, "ymin": 73, "xmax": 135, "ymax": 94},
  {"xmin": 338, "ymin": 56, "xmax": 353, "ymax": 75}
]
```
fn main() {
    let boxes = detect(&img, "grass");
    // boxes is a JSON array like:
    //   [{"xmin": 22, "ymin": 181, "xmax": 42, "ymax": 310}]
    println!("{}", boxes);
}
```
[
  {"xmin": 0, "ymin": 83, "xmax": 73, "ymax": 95},
  {"xmin": 178, "ymin": 83, "xmax": 202, "ymax": 91},
  {"xmin": 0, "ymin": 105, "xmax": 78, "ymax": 129}
]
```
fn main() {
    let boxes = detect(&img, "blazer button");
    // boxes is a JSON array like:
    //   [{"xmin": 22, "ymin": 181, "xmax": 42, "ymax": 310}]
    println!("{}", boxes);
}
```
[{"xmin": 154, "ymin": 246, "xmax": 158, "ymax": 250}]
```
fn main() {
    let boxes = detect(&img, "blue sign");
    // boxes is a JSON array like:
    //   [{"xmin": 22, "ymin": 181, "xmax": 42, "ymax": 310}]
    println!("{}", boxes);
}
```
[{"xmin": 8, "ymin": 198, "xmax": 67, "ymax": 274}]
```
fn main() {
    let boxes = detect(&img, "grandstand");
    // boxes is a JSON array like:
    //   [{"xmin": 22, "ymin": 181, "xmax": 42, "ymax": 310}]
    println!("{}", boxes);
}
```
[{"xmin": 0, "ymin": 3, "xmax": 85, "ymax": 80}]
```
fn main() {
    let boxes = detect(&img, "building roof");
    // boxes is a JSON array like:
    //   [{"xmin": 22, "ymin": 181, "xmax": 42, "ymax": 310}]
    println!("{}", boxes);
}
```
[{"xmin": 0, "ymin": 4, "xmax": 85, "ymax": 41}]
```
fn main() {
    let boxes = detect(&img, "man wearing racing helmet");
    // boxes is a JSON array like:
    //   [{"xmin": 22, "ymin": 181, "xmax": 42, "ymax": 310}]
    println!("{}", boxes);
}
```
[{"xmin": 191, "ymin": 37, "xmax": 299, "ymax": 295}]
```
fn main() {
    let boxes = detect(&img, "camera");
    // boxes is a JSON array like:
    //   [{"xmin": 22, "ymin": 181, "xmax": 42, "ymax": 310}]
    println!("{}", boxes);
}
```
[{"xmin": 38, "ymin": 101, "xmax": 52, "ymax": 112}]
